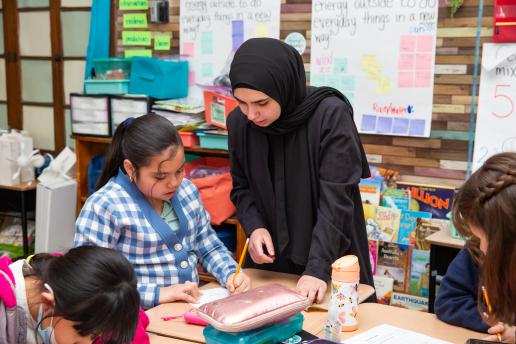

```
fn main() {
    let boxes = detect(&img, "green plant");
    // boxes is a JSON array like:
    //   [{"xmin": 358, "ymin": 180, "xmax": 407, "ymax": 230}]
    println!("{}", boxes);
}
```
[{"xmin": 450, "ymin": 0, "xmax": 464, "ymax": 17}]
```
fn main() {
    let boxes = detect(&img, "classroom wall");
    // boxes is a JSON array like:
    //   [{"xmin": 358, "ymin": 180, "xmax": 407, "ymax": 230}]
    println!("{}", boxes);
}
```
[{"xmin": 114, "ymin": 0, "xmax": 494, "ymax": 188}]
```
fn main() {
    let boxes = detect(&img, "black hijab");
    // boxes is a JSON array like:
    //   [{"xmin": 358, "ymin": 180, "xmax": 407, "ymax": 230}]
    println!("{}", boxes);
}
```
[{"xmin": 229, "ymin": 38, "xmax": 360, "ymax": 261}]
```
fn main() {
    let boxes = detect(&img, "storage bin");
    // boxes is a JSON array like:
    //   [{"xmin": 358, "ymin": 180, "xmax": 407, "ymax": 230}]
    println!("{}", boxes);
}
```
[
  {"xmin": 70, "ymin": 94, "xmax": 111, "ymax": 137},
  {"xmin": 179, "ymin": 131, "xmax": 200, "ymax": 147},
  {"xmin": 203, "ymin": 91, "xmax": 239, "ymax": 130},
  {"xmin": 93, "ymin": 58, "xmax": 131, "ymax": 79},
  {"xmin": 197, "ymin": 132, "xmax": 228, "ymax": 150},
  {"xmin": 84, "ymin": 79, "xmax": 129, "ymax": 95}
]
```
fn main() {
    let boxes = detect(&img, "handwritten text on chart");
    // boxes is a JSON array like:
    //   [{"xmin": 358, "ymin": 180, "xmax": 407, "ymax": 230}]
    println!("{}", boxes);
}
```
[
  {"xmin": 312, "ymin": 0, "xmax": 436, "ymax": 49},
  {"xmin": 181, "ymin": 0, "xmax": 273, "ymax": 40}
]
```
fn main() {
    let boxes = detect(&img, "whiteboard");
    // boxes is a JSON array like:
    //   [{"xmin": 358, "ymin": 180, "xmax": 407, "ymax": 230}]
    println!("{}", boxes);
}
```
[
  {"xmin": 180, "ymin": 0, "xmax": 281, "ymax": 97},
  {"xmin": 310, "ymin": 0, "xmax": 438, "ymax": 137},
  {"xmin": 472, "ymin": 43, "xmax": 516, "ymax": 171}
]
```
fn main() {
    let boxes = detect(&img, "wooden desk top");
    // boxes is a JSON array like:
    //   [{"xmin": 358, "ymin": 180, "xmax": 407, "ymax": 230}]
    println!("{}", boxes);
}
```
[
  {"xmin": 0, "ymin": 181, "xmax": 38, "ymax": 192},
  {"xmin": 145, "ymin": 268, "xmax": 374, "ymax": 343},
  {"xmin": 426, "ymin": 227, "xmax": 465, "ymax": 249},
  {"xmin": 148, "ymin": 333, "xmax": 192, "ymax": 344},
  {"xmin": 336, "ymin": 303, "xmax": 484, "ymax": 343}
]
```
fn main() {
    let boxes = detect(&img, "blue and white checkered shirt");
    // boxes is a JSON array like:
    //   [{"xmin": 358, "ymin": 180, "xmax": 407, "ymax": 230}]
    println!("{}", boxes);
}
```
[{"xmin": 74, "ymin": 170, "xmax": 237, "ymax": 309}]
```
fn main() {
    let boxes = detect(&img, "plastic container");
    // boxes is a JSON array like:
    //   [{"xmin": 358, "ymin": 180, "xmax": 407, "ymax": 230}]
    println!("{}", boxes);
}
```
[
  {"xmin": 179, "ymin": 131, "xmax": 200, "ymax": 148},
  {"xmin": 203, "ymin": 313, "xmax": 303, "ymax": 344},
  {"xmin": 197, "ymin": 132, "xmax": 228, "ymax": 150},
  {"xmin": 84, "ymin": 79, "xmax": 129, "ymax": 95},
  {"xmin": 203, "ymin": 91, "xmax": 239, "ymax": 130},
  {"xmin": 93, "ymin": 58, "xmax": 131, "ymax": 79},
  {"xmin": 325, "ymin": 255, "xmax": 360, "ymax": 340}
]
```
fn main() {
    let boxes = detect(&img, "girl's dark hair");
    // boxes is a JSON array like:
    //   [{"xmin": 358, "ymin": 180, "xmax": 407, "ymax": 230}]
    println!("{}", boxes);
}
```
[
  {"xmin": 27, "ymin": 246, "xmax": 140, "ymax": 344},
  {"xmin": 452, "ymin": 152, "xmax": 516, "ymax": 326},
  {"xmin": 97, "ymin": 114, "xmax": 182, "ymax": 189}
]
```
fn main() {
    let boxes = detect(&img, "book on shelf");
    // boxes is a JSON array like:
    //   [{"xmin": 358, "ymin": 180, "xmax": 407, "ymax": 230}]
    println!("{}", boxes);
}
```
[
  {"xmin": 376, "ymin": 241, "xmax": 411, "ymax": 293},
  {"xmin": 390, "ymin": 292, "xmax": 429, "ymax": 312},
  {"xmin": 414, "ymin": 218, "xmax": 450, "ymax": 250},
  {"xmin": 397, "ymin": 210, "xmax": 432, "ymax": 246},
  {"xmin": 363, "ymin": 204, "xmax": 401, "ymax": 242},
  {"xmin": 396, "ymin": 181, "xmax": 455, "ymax": 219},
  {"xmin": 373, "ymin": 275, "xmax": 394, "ymax": 305},
  {"xmin": 368, "ymin": 240, "xmax": 378, "ymax": 275},
  {"xmin": 409, "ymin": 249, "xmax": 430, "ymax": 297}
]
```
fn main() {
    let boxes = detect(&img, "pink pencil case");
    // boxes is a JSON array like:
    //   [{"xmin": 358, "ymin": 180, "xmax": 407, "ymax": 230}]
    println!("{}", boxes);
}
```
[{"xmin": 197, "ymin": 283, "xmax": 310, "ymax": 332}]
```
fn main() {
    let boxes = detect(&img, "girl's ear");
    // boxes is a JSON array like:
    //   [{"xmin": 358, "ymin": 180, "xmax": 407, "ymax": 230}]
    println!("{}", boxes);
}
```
[
  {"xmin": 41, "ymin": 291, "xmax": 54, "ymax": 307},
  {"xmin": 123, "ymin": 159, "xmax": 135, "ymax": 180}
]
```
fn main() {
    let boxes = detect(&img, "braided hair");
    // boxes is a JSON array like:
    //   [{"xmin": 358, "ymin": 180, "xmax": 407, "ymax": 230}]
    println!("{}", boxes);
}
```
[{"xmin": 452, "ymin": 152, "xmax": 516, "ymax": 326}]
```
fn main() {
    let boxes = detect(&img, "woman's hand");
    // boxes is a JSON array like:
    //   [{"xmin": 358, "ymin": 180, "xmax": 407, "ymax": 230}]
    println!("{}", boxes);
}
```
[
  {"xmin": 159, "ymin": 281, "xmax": 202, "ymax": 304},
  {"xmin": 296, "ymin": 275, "xmax": 327, "ymax": 304},
  {"xmin": 249, "ymin": 228, "xmax": 275, "ymax": 264},
  {"xmin": 484, "ymin": 323, "xmax": 516, "ymax": 343},
  {"xmin": 226, "ymin": 271, "xmax": 251, "ymax": 294}
]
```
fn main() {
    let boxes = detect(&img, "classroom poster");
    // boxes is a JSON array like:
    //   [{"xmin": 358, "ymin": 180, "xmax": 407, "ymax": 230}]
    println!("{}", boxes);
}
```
[
  {"xmin": 310, "ymin": 0, "xmax": 439, "ymax": 137},
  {"xmin": 472, "ymin": 43, "xmax": 516, "ymax": 171},
  {"xmin": 180, "ymin": 0, "xmax": 281, "ymax": 97}
]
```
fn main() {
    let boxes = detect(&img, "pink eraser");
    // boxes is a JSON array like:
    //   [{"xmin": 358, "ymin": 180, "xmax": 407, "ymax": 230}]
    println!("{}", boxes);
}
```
[{"xmin": 184, "ymin": 308, "xmax": 208, "ymax": 326}]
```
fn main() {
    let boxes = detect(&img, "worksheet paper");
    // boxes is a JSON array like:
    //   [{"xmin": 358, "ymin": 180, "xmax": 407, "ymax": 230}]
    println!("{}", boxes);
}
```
[
  {"xmin": 342, "ymin": 324, "xmax": 452, "ymax": 344},
  {"xmin": 190, "ymin": 287, "xmax": 230, "ymax": 308}
]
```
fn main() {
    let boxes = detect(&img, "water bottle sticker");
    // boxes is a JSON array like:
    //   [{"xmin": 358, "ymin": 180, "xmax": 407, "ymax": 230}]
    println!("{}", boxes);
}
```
[{"xmin": 331, "ymin": 281, "xmax": 359, "ymax": 327}]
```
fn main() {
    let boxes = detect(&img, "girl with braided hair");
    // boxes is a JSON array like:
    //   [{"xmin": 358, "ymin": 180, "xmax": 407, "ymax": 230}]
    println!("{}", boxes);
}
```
[{"xmin": 435, "ymin": 152, "xmax": 516, "ymax": 343}]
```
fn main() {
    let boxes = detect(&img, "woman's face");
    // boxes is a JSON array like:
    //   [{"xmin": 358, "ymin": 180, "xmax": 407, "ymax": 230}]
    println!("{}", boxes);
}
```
[
  {"xmin": 233, "ymin": 88, "xmax": 281, "ymax": 127},
  {"xmin": 124, "ymin": 146, "xmax": 185, "ymax": 204},
  {"xmin": 470, "ymin": 225, "xmax": 488, "ymax": 254}
]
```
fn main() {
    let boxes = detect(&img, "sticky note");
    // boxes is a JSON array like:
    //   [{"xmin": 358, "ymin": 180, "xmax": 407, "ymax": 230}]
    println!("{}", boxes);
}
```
[
  {"xmin": 326, "ymin": 75, "xmax": 339, "ymax": 89},
  {"xmin": 398, "ymin": 71, "xmax": 414, "ymax": 88},
  {"xmin": 377, "ymin": 78, "xmax": 392, "ymax": 95},
  {"xmin": 232, "ymin": 20, "xmax": 244, "ymax": 50},
  {"xmin": 119, "ymin": 0, "xmax": 148, "ymax": 10},
  {"xmin": 409, "ymin": 119, "xmax": 426, "ymax": 136},
  {"xmin": 334, "ymin": 58, "xmax": 348, "ymax": 74},
  {"xmin": 154, "ymin": 35, "xmax": 171, "ymax": 50},
  {"xmin": 340, "ymin": 77, "xmax": 356, "ymax": 91},
  {"xmin": 201, "ymin": 32, "xmax": 213, "ymax": 55},
  {"xmin": 417, "ymin": 35, "xmax": 434, "ymax": 52},
  {"xmin": 123, "ymin": 13, "xmax": 148, "ymax": 29},
  {"xmin": 398, "ymin": 54, "xmax": 415, "ymax": 70},
  {"xmin": 124, "ymin": 49, "xmax": 152, "ymax": 58},
  {"xmin": 202, "ymin": 63, "xmax": 214, "ymax": 78},
  {"xmin": 255, "ymin": 24, "xmax": 268, "ymax": 38},
  {"xmin": 183, "ymin": 42, "xmax": 194, "ymax": 56},
  {"xmin": 415, "ymin": 71, "xmax": 432, "ymax": 88},
  {"xmin": 361, "ymin": 115, "xmax": 377, "ymax": 132},
  {"xmin": 122, "ymin": 31, "xmax": 151, "ymax": 46},
  {"xmin": 188, "ymin": 72, "xmax": 196, "ymax": 86},
  {"xmin": 310, "ymin": 74, "xmax": 325, "ymax": 86},
  {"xmin": 377, "ymin": 117, "xmax": 393, "ymax": 134},
  {"xmin": 415, "ymin": 54, "xmax": 432, "ymax": 70},
  {"xmin": 400, "ymin": 35, "xmax": 417, "ymax": 53},
  {"xmin": 392, "ymin": 118, "xmax": 409, "ymax": 135}
]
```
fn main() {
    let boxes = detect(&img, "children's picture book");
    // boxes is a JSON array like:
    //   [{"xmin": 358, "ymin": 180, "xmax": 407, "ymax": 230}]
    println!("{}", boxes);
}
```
[
  {"xmin": 409, "ymin": 249, "xmax": 430, "ymax": 297},
  {"xmin": 368, "ymin": 240, "xmax": 378, "ymax": 275},
  {"xmin": 414, "ymin": 218, "xmax": 450, "ymax": 250},
  {"xmin": 390, "ymin": 292, "xmax": 429, "ymax": 312},
  {"xmin": 381, "ymin": 188, "xmax": 411, "ymax": 211},
  {"xmin": 397, "ymin": 210, "xmax": 432, "ymax": 246},
  {"xmin": 396, "ymin": 182, "xmax": 455, "ymax": 219},
  {"xmin": 376, "ymin": 241, "xmax": 411, "ymax": 292},
  {"xmin": 359, "ymin": 178, "xmax": 382, "ymax": 205},
  {"xmin": 373, "ymin": 275, "xmax": 394, "ymax": 305},
  {"xmin": 363, "ymin": 204, "xmax": 401, "ymax": 242}
]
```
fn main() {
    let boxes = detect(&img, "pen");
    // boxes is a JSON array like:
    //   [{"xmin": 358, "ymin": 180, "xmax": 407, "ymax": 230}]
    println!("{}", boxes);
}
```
[
  {"xmin": 233, "ymin": 238, "xmax": 249, "ymax": 284},
  {"xmin": 482, "ymin": 286, "xmax": 502, "ymax": 342}
]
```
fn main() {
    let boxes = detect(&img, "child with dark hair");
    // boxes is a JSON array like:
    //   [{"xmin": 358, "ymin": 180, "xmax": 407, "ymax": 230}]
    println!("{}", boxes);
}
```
[
  {"xmin": 75, "ymin": 114, "xmax": 250, "ymax": 309},
  {"xmin": 0, "ymin": 246, "xmax": 141, "ymax": 344},
  {"xmin": 436, "ymin": 152, "xmax": 516, "ymax": 343}
]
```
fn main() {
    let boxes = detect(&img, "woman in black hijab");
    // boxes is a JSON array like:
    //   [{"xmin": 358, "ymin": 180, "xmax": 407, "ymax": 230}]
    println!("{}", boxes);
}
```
[{"xmin": 227, "ymin": 38, "xmax": 375, "ymax": 303}]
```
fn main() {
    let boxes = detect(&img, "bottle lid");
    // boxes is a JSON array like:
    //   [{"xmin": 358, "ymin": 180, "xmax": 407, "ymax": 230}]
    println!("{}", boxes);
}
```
[{"xmin": 331, "ymin": 255, "xmax": 360, "ymax": 281}]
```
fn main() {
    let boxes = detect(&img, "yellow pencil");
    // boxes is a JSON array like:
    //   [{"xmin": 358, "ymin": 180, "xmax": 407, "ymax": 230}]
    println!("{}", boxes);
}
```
[
  {"xmin": 482, "ymin": 286, "xmax": 502, "ymax": 342},
  {"xmin": 233, "ymin": 238, "xmax": 249, "ymax": 283}
]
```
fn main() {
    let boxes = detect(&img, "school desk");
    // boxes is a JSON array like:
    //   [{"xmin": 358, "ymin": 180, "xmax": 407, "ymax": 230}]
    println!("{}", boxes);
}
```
[
  {"xmin": 145, "ymin": 268, "xmax": 374, "ymax": 343},
  {"xmin": 337, "ymin": 303, "xmax": 485, "ymax": 343},
  {"xmin": 148, "ymin": 333, "xmax": 192, "ymax": 344},
  {"xmin": 426, "ymin": 228, "xmax": 466, "ymax": 313}
]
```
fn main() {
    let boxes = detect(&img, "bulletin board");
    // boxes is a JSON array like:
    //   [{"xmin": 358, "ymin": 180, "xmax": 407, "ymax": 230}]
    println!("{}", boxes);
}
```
[{"xmin": 113, "ymin": 0, "xmax": 495, "ymax": 188}]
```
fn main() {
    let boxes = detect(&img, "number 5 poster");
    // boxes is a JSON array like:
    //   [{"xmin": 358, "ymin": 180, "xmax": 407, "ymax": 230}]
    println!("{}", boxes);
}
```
[
  {"xmin": 473, "ymin": 43, "xmax": 516, "ymax": 171},
  {"xmin": 310, "ymin": 0, "xmax": 439, "ymax": 137}
]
